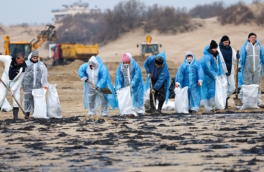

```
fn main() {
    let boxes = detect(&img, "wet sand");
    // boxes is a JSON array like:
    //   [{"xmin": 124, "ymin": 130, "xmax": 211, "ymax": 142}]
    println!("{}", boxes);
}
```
[
  {"xmin": 1, "ymin": 113, "xmax": 264, "ymax": 171},
  {"xmin": 1, "ymin": 56, "xmax": 264, "ymax": 171}
]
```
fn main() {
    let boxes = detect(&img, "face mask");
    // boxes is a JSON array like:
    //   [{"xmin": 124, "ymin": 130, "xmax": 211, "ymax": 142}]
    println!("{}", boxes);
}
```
[
  {"xmin": 124, "ymin": 64, "xmax": 129, "ymax": 68},
  {"xmin": 187, "ymin": 57, "xmax": 192, "ymax": 64}
]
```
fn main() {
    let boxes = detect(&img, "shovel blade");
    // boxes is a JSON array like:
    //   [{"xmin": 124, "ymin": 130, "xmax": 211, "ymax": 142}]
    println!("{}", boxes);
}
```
[
  {"xmin": 233, "ymin": 97, "xmax": 243, "ymax": 106},
  {"xmin": 100, "ymin": 88, "xmax": 112, "ymax": 94}
]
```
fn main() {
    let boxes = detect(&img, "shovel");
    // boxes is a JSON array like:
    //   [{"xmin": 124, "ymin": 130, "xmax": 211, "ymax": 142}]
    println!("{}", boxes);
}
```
[
  {"xmin": 148, "ymin": 74, "xmax": 156, "ymax": 111},
  {"xmin": 0, "ymin": 79, "xmax": 28, "ymax": 119},
  {"xmin": 233, "ymin": 50, "xmax": 243, "ymax": 106},
  {"xmin": 73, "ymin": 71, "xmax": 112, "ymax": 94}
]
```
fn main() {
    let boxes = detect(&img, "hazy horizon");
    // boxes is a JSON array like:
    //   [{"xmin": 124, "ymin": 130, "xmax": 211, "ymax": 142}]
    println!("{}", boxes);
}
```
[{"xmin": 0, "ymin": 0, "xmax": 253, "ymax": 26}]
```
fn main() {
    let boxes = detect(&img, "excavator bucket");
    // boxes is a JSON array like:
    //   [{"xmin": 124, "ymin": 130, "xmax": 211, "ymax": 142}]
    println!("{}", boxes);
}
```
[
  {"xmin": 31, "ymin": 25, "xmax": 57, "ymax": 50},
  {"xmin": 42, "ymin": 25, "xmax": 57, "ymax": 41}
]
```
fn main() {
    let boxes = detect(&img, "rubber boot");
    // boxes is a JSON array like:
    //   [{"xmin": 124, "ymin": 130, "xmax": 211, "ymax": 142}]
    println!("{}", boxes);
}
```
[
  {"xmin": 25, "ymin": 112, "xmax": 30, "ymax": 119},
  {"xmin": 13, "ymin": 107, "xmax": 19, "ymax": 122},
  {"xmin": 158, "ymin": 100, "xmax": 164, "ymax": 114},
  {"xmin": 225, "ymin": 97, "xmax": 229, "ymax": 110},
  {"xmin": 146, "ymin": 100, "xmax": 155, "ymax": 113}
]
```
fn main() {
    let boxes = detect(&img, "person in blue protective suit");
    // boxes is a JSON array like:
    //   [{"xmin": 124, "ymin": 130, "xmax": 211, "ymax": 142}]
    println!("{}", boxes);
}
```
[
  {"xmin": 78, "ymin": 56, "xmax": 117, "ymax": 117},
  {"xmin": 238, "ymin": 33, "xmax": 264, "ymax": 104},
  {"xmin": 175, "ymin": 51, "xmax": 204, "ymax": 113},
  {"xmin": 199, "ymin": 40, "xmax": 225, "ymax": 111},
  {"xmin": 144, "ymin": 51, "xmax": 170, "ymax": 114},
  {"xmin": 115, "ymin": 53, "xmax": 145, "ymax": 116}
]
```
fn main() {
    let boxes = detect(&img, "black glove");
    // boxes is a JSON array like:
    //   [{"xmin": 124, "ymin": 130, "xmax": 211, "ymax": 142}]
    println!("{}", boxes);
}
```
[{"xmin": 238, "ymin": 67, "xmax": 242, "ymax": 72}]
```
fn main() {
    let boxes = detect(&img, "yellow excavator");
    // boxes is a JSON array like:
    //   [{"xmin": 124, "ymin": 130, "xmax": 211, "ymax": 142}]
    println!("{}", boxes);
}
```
[
  {"xmin": 2, "ymin": 25, "xmax": 56, "ymax": 60},
  {"xmin": 137, "ymin": 36, "xmax": 162, "ymax": 57}
]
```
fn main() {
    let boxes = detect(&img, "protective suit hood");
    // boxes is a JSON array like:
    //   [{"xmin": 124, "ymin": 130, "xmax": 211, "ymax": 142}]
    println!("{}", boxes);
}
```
[
  {"xmin": 184, "ymin": 51, "xmax": 196, "ymax": 64},
  {"xmin": 88, "ymin": 56, "xmax": 99, "ymax": 69}
]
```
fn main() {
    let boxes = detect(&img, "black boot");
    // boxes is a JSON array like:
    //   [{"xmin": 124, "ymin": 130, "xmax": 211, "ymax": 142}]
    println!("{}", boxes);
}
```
[
  {"xmin": 146, "ymin": 100, "xmax": 155, "ymax": 113},
  {"xmin": 13, "ymin": 107, "xmax": 19, "ymax": 122},
  {"xmin": 158, "ymin": 100, "xmax": 164, "ymax": 114},
  {"xmin": 25, "ymin": 112, "xmax": 30, "ymax": 119},
  {"xmin": 225, "ymin": 97, "xmax": 229, "ymax": 110}
]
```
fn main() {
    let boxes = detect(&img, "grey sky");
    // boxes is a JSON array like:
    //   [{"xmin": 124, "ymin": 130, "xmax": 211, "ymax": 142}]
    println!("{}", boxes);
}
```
[{"xmin": 0, "ymin": 0, "xmax": 253, "ymax": 26}]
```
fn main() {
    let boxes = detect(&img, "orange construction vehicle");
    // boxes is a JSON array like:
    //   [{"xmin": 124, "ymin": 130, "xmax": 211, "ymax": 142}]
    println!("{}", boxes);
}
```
[
  {"xmin": 137, "ymin": 36, "xmax": 162, "ymax": 57},
  {"xmin": 2, "ymin": 25, "xmax": 56, "ymax": 60}
]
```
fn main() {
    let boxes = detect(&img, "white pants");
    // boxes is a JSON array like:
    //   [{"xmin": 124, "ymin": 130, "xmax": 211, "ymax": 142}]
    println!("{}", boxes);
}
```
[
  {"xmin": 87, "ymin": 84, "xmax": 108, "ymax": 116},
  {"xmin": 0, "ymin": 75, "xmax": 20, "ymax": 108}
]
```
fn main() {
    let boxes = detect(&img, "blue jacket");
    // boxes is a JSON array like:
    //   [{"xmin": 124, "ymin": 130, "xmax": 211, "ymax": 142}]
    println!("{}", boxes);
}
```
[
  {"xmin": 199, "ymin": 46, "xmax": 225, "ymax": 100},
  {"xmin": 175, "ymin": 54, "xmax": 204, "ymax": 110},
  {"xmin": 144, "ymin": 51, "xmax": 170, "ymax": 103}
]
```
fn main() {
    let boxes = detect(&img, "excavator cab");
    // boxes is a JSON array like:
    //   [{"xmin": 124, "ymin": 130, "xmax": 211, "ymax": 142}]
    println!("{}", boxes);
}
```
[
  {"xmin": 2, "ymin": 25, "xmax": 56, "ymax": 67},
  {"xmin": 9, "ymin": 42, "xmax": 31, "ymax": 59},
  {"xmin": 137, "ymin": 36, "xmax": 162, "ymax": 57}
]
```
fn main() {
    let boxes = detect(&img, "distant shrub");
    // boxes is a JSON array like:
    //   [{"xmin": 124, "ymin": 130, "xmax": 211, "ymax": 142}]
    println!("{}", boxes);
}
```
[
  {"xmin": 189, "ymin": 1, "xmax": 224, "ymax": 19},
  {"xmin": 57, "ymin": 0, "xmax": 198, "ymax": 44},
  {"xmin": 56, "ymin": 13, "xmax": 106, "ymax": 44},
  {"xmin": 219, "ymin": 2, "xmax": 255, "ymax": 25},
  {"xmin": 144, "ymin": 5, "xmax": 190, "ymax": 34},
  {"xmin": 256, "ymin": 7, "xmax": 264, "ymax": 26},
  {"xmin": 97, "ymin": 0, "xmax": 145, "ymax": 44},
  {"xmin": 252, "ymin": 0, "xmax": 262, "ymax": 4}
]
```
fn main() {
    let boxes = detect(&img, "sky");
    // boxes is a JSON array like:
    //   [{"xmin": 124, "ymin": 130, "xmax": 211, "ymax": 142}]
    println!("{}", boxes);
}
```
[{"xmin": 0, "ymin": 0, "xmax": 253, "ymax": 26}]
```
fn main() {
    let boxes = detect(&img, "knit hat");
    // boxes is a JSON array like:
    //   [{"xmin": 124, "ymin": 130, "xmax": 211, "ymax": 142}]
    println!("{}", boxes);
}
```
[
  {"xmin": 122, "ymin": 54, "xmax": 130, "ymax": 63},
  {"xmin": 248, "ymin": 33, "xmax": 257, "ymax": 38},
  {"xmin": 221, "ymin": 35, "xmax": 230, "ymax": 42},
  {"xmin": 31, "ymin": 50, "xmax": 39, "ymax": 57},
  {"xmin": 155, "ymin": 56, "xmax": 164, "ymax": 65},
  {"xmin": 210, "ymin": 40, "xmax": 218, "ymax": 49}
]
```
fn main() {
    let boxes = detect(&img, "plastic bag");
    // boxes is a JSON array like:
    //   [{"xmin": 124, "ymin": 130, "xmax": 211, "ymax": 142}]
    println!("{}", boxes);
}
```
[
  {"xmin": 174, "ymin": 87, "xmax": 189, "ymax": 113},
  {"xmin": 144, "ymin": 89, "xmax": 150, "ymax": 109},
  {"xmin": 214, "ymin": 77, "xmax": 227, "ymax": 110},
  {"xmin": 156, "ymin": 100, "xmax": 175, "ymax": 111},
  {"xmin": 116, "ymin": 86, "xmax": 137, "ymax": 116},
  {"xmin": 1, "ymin": 98, "xmax": 12, "ymax": 112},
  {"xmin": 32, "ymin": 88, "xmax": 49, "ymax": 119},
  {"xmin": 239, "ymin": 84, "xmax": 259, "ymax": 110},
  {"xmin": 47, "ymin": 84, "xmax": 62, "ymax": 118}
]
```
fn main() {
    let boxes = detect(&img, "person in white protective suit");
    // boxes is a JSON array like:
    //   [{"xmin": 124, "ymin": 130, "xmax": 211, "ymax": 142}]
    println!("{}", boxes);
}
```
[
  {"xmin": 238, "ymin": 33, "xmax": 264, "ymax": 104},
  {"xmin": 0, "ymin": 53, "xmax": 27, "ymax": 120},
  {"xmin": 78, "ymin": 56, "xmax": 117, "ymax": 117},
  {"xmin": 21, "ymin": 50, "xmax": 48, "ymax": 118},
  {"xmin": 217, "ymin": 35, "xmax": 236, "ymax": 109}
]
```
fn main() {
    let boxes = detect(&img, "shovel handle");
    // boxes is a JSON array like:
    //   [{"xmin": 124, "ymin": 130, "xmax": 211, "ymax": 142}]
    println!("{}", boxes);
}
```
[
  {"xmin": 236, "ymin": 50, "xmax": 240, "ymax": 97},
  {"xmin": 0, "ymin": 79, "xmax": 27, "ymax": 117}
]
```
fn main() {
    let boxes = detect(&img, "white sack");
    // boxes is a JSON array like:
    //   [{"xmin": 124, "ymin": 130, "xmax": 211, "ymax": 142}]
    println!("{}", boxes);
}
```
[
  {"xmin": 174, "ymin": 87, "xmax": 189, "ymax": 113},
  {"xmin": 214, "ymin": 76, "xmax": 227, "ymax": 110},
  {"xmin": 155, "ymin": 100, "xmax": 175, "ymax": 111},
  {"xmin": 144, "ymin": 89, "xmax": 150, "ymax": 109},
  {"xmin": 116, "ymin": 86, "xmax": 137, "ymax": 116},
  {"xmin": 32, "ymin": 88, "xmax": 49, "ymax": 119},
  {"xmin": 47, "ymin": 84, "xmax": 62, "ymax": 118},
  {"xmin": 239, "ymin": 84, "xmax": 259, "ymax": 110}
]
